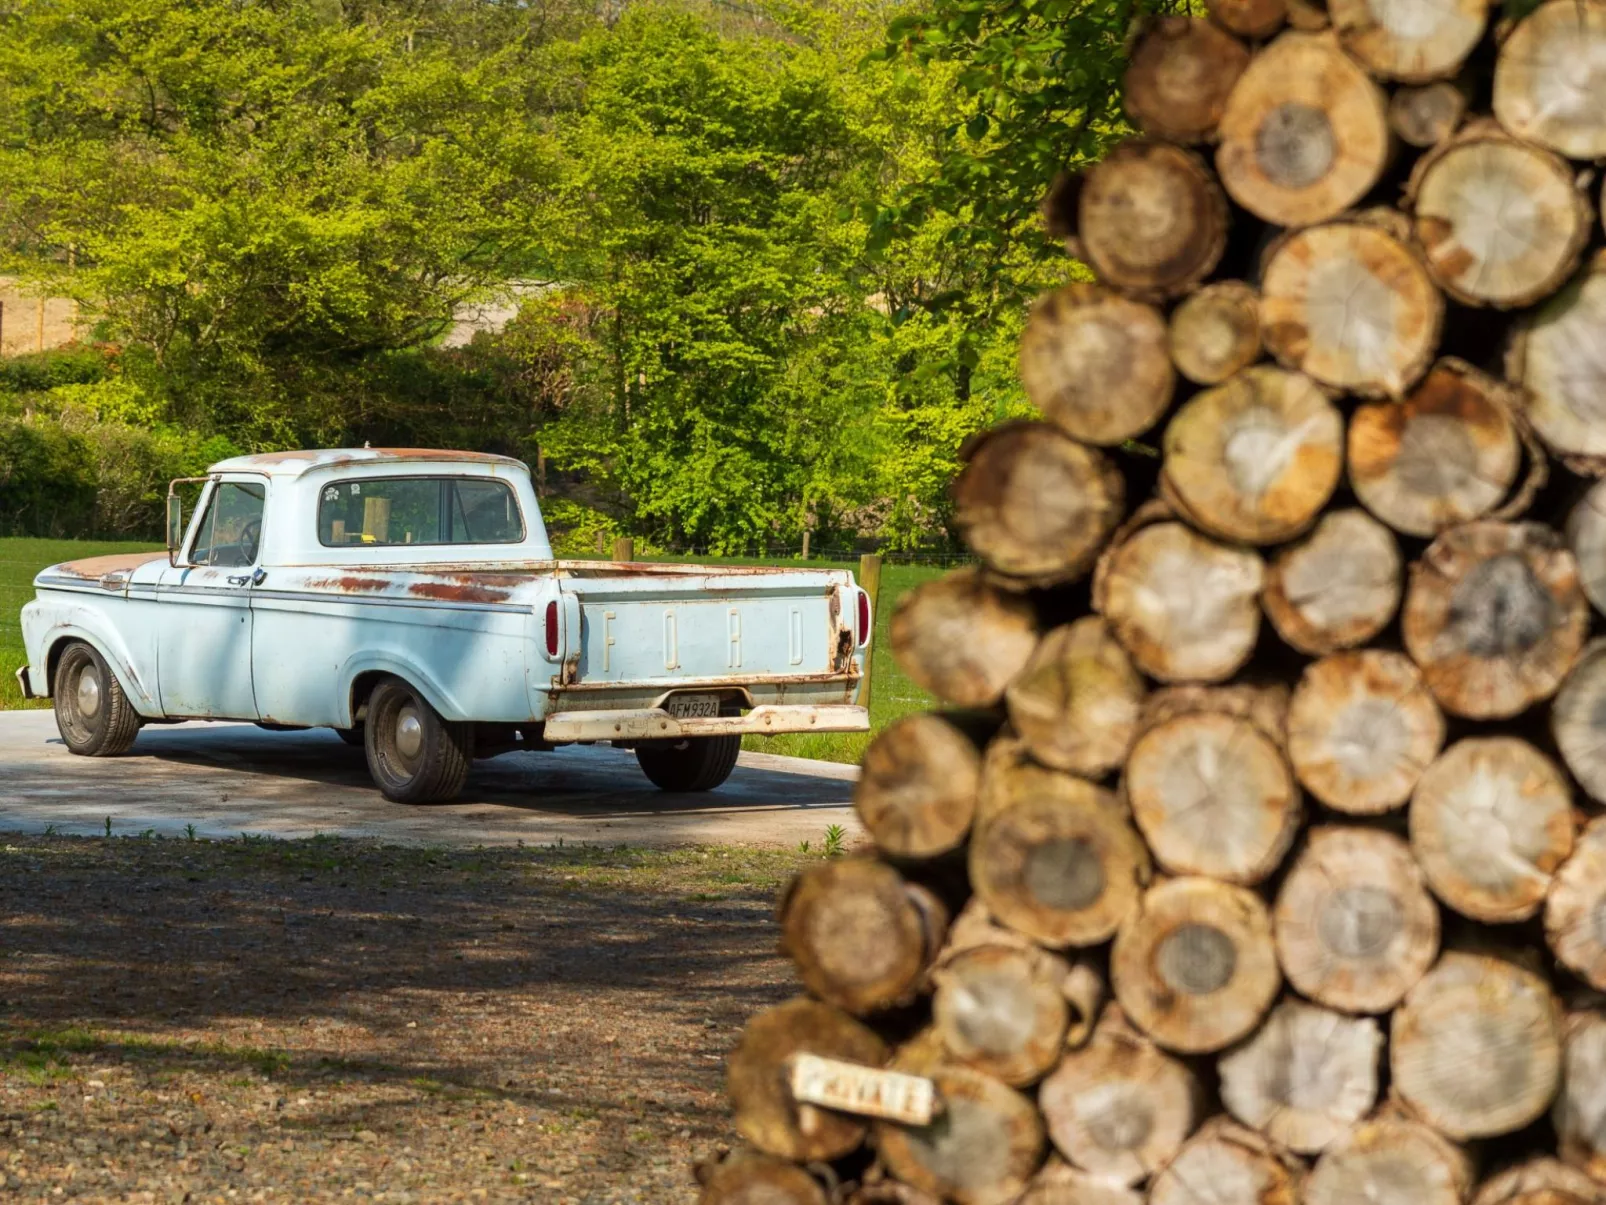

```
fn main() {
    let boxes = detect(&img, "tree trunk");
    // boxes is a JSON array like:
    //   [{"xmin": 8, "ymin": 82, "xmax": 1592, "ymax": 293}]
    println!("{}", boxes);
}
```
[
  {"xmin": 1149, "ymin": 1119, "xmax": 1302, "ymax": 1205},
  {"xmin": 1567, "ymin": 482, "xmax": 1606, "ymax": 616},
  {"xmin": 1038, "ymin": 1007, "xmax": 1202, "ymax": 1186},
  {"xmin": 1493, "ymin": 0, "xmax": 1606, "ymax": 160},
  {"xmin": 727, "ymin": 998, "xmax": 888, "ymax": 1162},
  {"xmin": 1330, "ymin": 0, "xmax": 1488, "ymax": 81},
  {"xmin": 778, "ymin": 859, "xmax": 949, "ymax": 1015},
  {"xmin": 1215, "ymin": 31, "xmax": 1389, "ymax": 227},
  {"xmin": 1401, "ymin": 521, "xmax": 1588, "ymax": 719},
  {"xmin": 1003, "ymin": 617, "xmax": 1145, "ymax": 778},
  {"xmin": 1207, "ymin": 0, "xmax": 1286, "ymax": 38},
  {"xmin": 1167, "ymin": 280, "xmax": 1262, "ymax": 386},
  {"xmin": 1552, "ymin": 640, "xmax": 1606, "ymax": 804},
  {"xmin": 1076, "ymin": 140, "xmax": 1228, "ymax": 302},
  {"xmin": 1544, "ymin": 816, "xmax": 1606, "ymax": 992},
  {"xmin": 952, "ymin": 422, "xmax": 1125, "ymax": 588},
  {"xmin": 1389, "ymin": 79, "xmax": 1468, "ymax": 146},
  {"xmin": 1260, "ymin": 215, "xmax": 1444, "ymax": 398},
  {"xmin": 1408, "ymin": 122, "xmax": 1589, "ymax": 308},
  {"xmin": 1472, "ymin": 1159, "xmax": 1606, "ymax": 1205},
  {"xmin": 1123, "ymin": 17, "xmax": 1251, "ymax": 144},
  {"xmin": 1284, "ymin": 649, "xmax": 1445, "ymax": 815},
  {"xmin": 1390, "ymin": 952, "xmax": 1563, "ymax": 1140},
  {"xmin": 1111, "ymin": 877, "xmax": 1281, "ymax": 1054},
  {"xmin": 1219, "ymin": 999, "xmax": 1382, "ymax": 1154},
  {"xmin": 1094, "ymin": 519, "xmax": 1264, "ymax": 684},
  {"xmin": 889, "ymin": 568, "xmax": 1038, "ymax": 708},
  {"xmin": 1273, "ymin": 825, "xmax": 1439, "ymax": 1013},
  {"xmin": 1305, "ymin": 1113, "xmax": 1473, "ymax": 1205},
  {"xmin": 1556, "ymin": 1009, "xmax": 1606, "ymax": 1183},
  {"xmin": 1018, "ymin": 1160, "xmax": 1145, "ymax": 1205},
  {"xmin": 1348, "ymin": 360, "xmax": 1522, "ymax": 536},
  {"xmin": 930, "ymin": 942, "xmax": 1073, "ymax": 1087},
  {"xmin": 1018, "ymin": 284, "xmax": 1175, "ymax": 446},
  {"xmin": 854, "ymin": 714, "xmax": 985, "ymax": 860},
  {"xmin": 1161, "ymin": 364, "xmax": 1343, "ymax": 545},
  {"xmin": 1509, "ymin": 253, "xmax": 1606, "ymax": 470},
  {"xmin": 1262, "ymin": 508, "xmax": 1402, "ymax": 655},
  {"xmin": 696, "ymin": 1149, "xmax": 829, "ymax": 1205}
]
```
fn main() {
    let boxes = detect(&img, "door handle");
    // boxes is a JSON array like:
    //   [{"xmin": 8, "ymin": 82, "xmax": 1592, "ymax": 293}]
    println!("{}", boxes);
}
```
[{"xmin": 228, "ymin": 569, "xmax": 267, "ymax": 587}]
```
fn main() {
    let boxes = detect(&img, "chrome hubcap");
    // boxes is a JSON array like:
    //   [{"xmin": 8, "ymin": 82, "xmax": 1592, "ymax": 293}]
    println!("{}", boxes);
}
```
[
  {"xmin": 395, "ymin": 707, "xmax": 424, "ymax": 760},
  {"xmin": 76, "ymin": 665, "xmax": 102, "ymax": 719}
]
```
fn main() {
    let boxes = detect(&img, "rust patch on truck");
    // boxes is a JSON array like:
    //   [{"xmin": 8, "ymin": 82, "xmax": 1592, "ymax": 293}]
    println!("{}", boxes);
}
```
[
  {"xmin": 53, "ymin": 552, "xmax": 168, "ymax": 579},
  {"xmin": 304, "ymin": 576, "xmax": 394, "ymax": 593},
  {"xmin": 407, "ymin": 581, "xmax": 514, "ymax": 604}
]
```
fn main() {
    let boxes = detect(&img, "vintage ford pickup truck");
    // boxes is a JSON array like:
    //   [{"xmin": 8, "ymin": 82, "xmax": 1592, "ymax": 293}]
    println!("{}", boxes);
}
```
[{"xmin": 16, "ymin": 448, "xmax": 869, "ymax": 802}]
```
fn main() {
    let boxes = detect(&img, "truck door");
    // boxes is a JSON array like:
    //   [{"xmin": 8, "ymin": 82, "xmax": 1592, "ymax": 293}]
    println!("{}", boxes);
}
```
[{"xmin": 156, "ymin": 476, "xmax": 265, "ymax": 720}]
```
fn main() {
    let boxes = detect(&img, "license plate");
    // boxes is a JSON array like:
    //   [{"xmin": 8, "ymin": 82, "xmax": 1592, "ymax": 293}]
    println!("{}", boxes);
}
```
[
  {"xmin": 666, "ymin": 693, "xmax": 720, "ymax": 719},
  {"xmin": 787, "ymin": 1053, "xmax": 937, "ymax": 1126}
]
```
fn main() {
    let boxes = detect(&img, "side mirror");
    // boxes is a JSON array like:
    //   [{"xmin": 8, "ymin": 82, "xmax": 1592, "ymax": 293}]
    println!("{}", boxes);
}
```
[{"xmin": 166, "ymin": 491, "xmax": 183, "ymax": 566}]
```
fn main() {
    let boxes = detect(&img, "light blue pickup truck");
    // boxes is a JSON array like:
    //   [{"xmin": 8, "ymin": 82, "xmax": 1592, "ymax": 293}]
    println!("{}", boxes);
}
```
[{"xmin": 16, "ymin": 448, "xmax": 870, "ymax": 802}]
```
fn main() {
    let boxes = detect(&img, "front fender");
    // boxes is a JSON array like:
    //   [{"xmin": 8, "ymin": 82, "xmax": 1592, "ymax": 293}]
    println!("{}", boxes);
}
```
[{"xmin": 24, "ymin": 598, "xmax": 160, "ymax": 715}]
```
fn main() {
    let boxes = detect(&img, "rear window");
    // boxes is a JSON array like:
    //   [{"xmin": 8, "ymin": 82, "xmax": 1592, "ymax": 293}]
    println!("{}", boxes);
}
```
[{"xmin": 317, "ymin": 477, "xmax": 525, "ymax": 547}]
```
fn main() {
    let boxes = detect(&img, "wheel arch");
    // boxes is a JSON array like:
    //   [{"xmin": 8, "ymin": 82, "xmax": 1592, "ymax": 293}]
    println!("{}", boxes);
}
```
[
  {"xmin": 42, "ymin": 626, "xmax": 159, "ymax": 715},
  {"xmin": 339, "ymin": 655, "xmax": 459, "ymax": 728}
]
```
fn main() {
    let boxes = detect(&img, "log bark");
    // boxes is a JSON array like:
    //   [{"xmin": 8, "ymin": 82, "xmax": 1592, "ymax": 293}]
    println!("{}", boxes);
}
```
[
  {"xmin": 727, "ymin": 998, "xmax": 888, "ymax": 1162},
  {"xmin": 1018, "ymin": 284, "xmax": 1175, "ymax": 446},
  {"xmin": 1260, "ymin": 215, "xmax": 1444, "ymax": 398},
  {"xmin": 1390, "ymin": 952, "xmax": 1563, "ymax": 1140},
  {"xmin": 1567, "ymin": 480, "xmax": 1606, "ymax": 616},
  {"xmin": 1077, "ymin": 140, "xmax": 1228, "ymax": 302},
  {"xmin": 1208, "ymin": 0, "xmax": 1286, "ymax": 38},
  {"xmin": 1389, "ymin": 80, "xmax": 1468, "ymax": 147},
  {"xmin": 1274, "ymin": 826, "xmax": 1440, "ymax": 1013},
  {"xmin": 1148, "ymin": 1119, "xmax": 1302, "ymax": 1205},
  {"xmin": 1038, "ymin": 1008, "xmax": 1202, "ymax": 1186},
  {"xmin": 1168, "ymin": 281, "xmax": 1262, "ymax": 387},
  {"xmin": 1262, "ymin": 508, "xmax": 1402, "ymax": 655},
  {"xmin": 1557, "ymin": 1010, "xmax": 1606, "ymax": 1183},
  {"xmin": 1286, "ymin": 650, "xmax": 1445, "ymax": 815},
  {"xmin": 1552, "ymin": 640, "xmax": 1606, "ymax": 803},
  {"xmin": 696, "ymin": 1149, "xmax": 830, "ymax": 1205},
  {"xmin": 1111, "ymin": 877, "xmax": 1281, "ymax": 1054},
  {"xmin": 1161, "ymin": 364, "xmax": 1343, "ymax": 545},
  {"xmin": 871, "ymin": 1064, "xmax": 1044, "ymax": 1205},
  {"xmin": 854, "ymin": 714, "xmax": 984, "ymax": 860},
  {"xmin": 779, "ymin": 859, "xmax": 949, "ymax": 1015},
  {"xmin": 1472, "ymin": 1159, "xmax": 1606, "ymax": 1205},
  {"xmin": 1124, "ymin": 709, "xmax": 1302, "ymax": 886},
  {"xmin": 952, "ymin": 422, "xmax": 1125, "ymax": 588},
  {"xmin": 1017, "ymin": 1159, "xmax": 1146, "ymax": 1205},
  {"xmin": 1124, "ymin": 18, "xmax": 1251, "ymax": 144},
  {"xmin": 1218, "ymin": 999, "xmax": 1382, "ymax": 1153},
  {"xmin": 1493, "ymin": 0, "xmax": 1606, "ymax": 160},
  {"xmin": 1306, "ymin": 1114, "xmax": 1472, "ymax": 1205},
  {"xmin": 1509, "ymin": 253, "xmax": 1606, "ymax": 469},
  {"xmin": 1408, "ymin": 123, "xmax": 1589, "ymax": 308},
  {"xmin": 1004, "ymin": 617, "xmax": 1145, "ymax": 778},
  {"xmin": 969, "ymin": 765, "xmax": 1150, "ymax": 949},
  {"xmin": 889, "ymin": 568, "xmax": 1038, "ymax": 709},
  {"xmin": 1401, "ymin": 521, "xmax": 1589, "ymax": 719},
  {"xmin": 1544, "ymin": 817, "xmax": 1606, "ymax": 992},
  {"xmin": 1330, "ymin": 0, "xmax": 1489, "ymax": 81},
  {"xmin": 1215, "ymin": 31, "xmax": 1390, "ymax": 227},
  {"xmin": 1410, "ymin": 736, "xmax": 1575, "ymax": 924},
  {"xmin": 930, "ymin": 941, "xmax": 1074, "ymax": 1087},
  {"xmin": 1094, "ymin": 520, "xmax": 1264, "ymax": 684}
]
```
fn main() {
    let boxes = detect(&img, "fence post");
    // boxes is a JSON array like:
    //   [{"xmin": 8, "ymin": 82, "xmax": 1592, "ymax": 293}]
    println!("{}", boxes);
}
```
[
  {"xmin": 613, "ymin": 536, "xmax": 635, "ymax": 563},
  {"xmin": 801, "ymin": 530, "xmax": 811, "ymax": 560},
  {"xmin": 857, "ymin": 553, "xmax": 882, "ymax": 714}
]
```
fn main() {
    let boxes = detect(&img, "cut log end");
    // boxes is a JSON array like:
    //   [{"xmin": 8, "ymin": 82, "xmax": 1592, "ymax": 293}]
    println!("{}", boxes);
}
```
[
  {"xmin": 932, "ymin": 944, "xmax": 1071, "ymax": 1086},
  {"xmin": 1168, "ymin": 281, "xmax": 1262, "ymax": 387},
  {"xmin": 1124, "ymin": 17, "xmax": 1250, "ymax": 144},
  {"xmin": 854, "ymin": 714, "xmax": 982, "ymax": 860},
  {"xmin": 1207, "ymin": 0, "xmax": 1287, "ymax": 37},
  {"xmin": 1263, "ymin": 508, "xmax": 1402, "ymax": 655},
  {"xmin": 696, "ymin": 1150, "xmax": 829, "ymax": 1205},
  {"xmin": 1553, "ymin": 640, "xmax": 1606, "ymax": 804},
  {"xmin": 1512, "ymin": 256, "xmax": 1606, "ymax": 463},
  {"xmin": 1306, "ymin": 1115, "xmax": 1472, "ymax": 1205},
  {"xmin": 1494, "ymin": 0, "xmax": 1606, "ymax": 159},
  {"xmin": 1018, "ymin": 1161, "xmax": 1146, "ymax": 1205},
  {"xmin": 1557, "ymin": 1010, "xmax": 1606, "ymax": 1183},
  {"xmin": 1004, "ymin": 617, "xmax": 1145, "ymax": 778},
  {"xmin": 1149, "ymin": 1119, "xmax": 1301, "ymax": 1205},
  {"xmin": 1472, "ymin": 1159, "xmax": 1606, "ymax": 1205},
  {"xmin": 890, "ymin": 568, "xmax": 1039, "ymax": 709},
  {"xmin": 1390, "ymin": 80, "xmax": 1469, "ymax": 146},
  {"xmin": 1332, "ymin": 0, "xmax": 1488, "ymax": 81},
  {"xmin": 1544, "ymin": 817, "xmax": 1606, "ymax": 992}
]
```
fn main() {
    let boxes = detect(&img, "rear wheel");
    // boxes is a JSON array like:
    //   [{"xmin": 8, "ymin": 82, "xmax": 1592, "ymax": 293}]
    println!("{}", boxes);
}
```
[
  {"xmin": 363, "ymin": 678, "xmax": 472, "ymax": 803},
  {"xmin": 636, "ymin": 735, "xmax": 742, "ymax": 792},
  {"xmin": 52, "ymin": 641, "xmax": 141, "ymax": 757}
]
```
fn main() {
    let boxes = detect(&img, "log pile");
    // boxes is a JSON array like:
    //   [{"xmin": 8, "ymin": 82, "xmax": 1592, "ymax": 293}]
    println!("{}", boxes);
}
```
[{"xmin": 698, "ymin": 2, "xmax": 1606, "ymax": 1202}]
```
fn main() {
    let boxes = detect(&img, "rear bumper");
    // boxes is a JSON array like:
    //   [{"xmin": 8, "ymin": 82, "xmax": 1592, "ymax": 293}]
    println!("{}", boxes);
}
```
[
  {"xmin": 541, "ymin": 703, "xmax": 869, "ymax": 743},
  {"xmin": 15, "ymin": 665, "xmax": 35, "ymax": 701}
]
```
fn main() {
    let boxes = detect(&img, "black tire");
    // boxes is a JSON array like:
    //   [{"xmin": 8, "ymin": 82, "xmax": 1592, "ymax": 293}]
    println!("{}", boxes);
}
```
[
  {"xmin": 334, "ymin": 725, "xmax": 365, "ymax": 747},
  {"xmin": 362, "ymin": 677, "xmax": 472, "ymax": 803},
  {"xmin": 52, "ymin": 641, "xmax": 141, "ymax": 757},
  {"xmin": 636, "ymin": 735, "xmax": 742, "ymax": 792}
]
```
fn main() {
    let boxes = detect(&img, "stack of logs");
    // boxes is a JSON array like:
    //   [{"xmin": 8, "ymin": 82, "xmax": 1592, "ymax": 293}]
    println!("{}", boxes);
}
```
[{"xmin": 698, "ymin": 0, "xmax": 1606, "ymax": 1202}]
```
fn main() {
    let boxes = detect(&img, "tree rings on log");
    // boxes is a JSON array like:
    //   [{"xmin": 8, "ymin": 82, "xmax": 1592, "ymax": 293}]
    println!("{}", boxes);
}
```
[
  {"xmin": 727, "ymin": 998, "xmax": 888, "ymax": 1161},
  {"xmin": 889, "ymin": 568, "xmax": 1038, "ymax": 708},
  {"xmin": 1078, "ymin": 140, "xmax": 1228, "ymax": 302},
  {"xmin": 953, "ymin": 422, "xmax": 1124, "ymax": 588},
  {"xmin": 1218, "ymin": 999, "xmax": 1381, "ymax": 1153},
  {"xmin": 1285, "ymin": 650, "xmax": 1445, "ymax": 815},
  {"xmin": 1149, "ymin": 1119, "xmax": 1302, "ymax": 1205},
  {"xmin": 931, "ymin": 943, "xmax": 1072, "ymax": 1086},
  {"xmin": 1306, "ymin": 1114, "xmax": 1472, "ymax": 1205},
  {"xmin": 871, "ymin": 1064, "xmax": 1044, "ymax": 1205},
  {"xmin": 696, "ymin": 1149, "xmax": 829, "ymax": 1205},
  {"xmin": 1402, "ymin": 521, "xmax": 1588, "ymax": 719},
  {"xmin": 1274, "ymin": 826, "xmax": 1439, "ymax": 1012},
  {"xmin": 969, "ymin": 768, "xmax": 1150, "ymax": 948},
  {"xmin": 1216, "ymin": 31, "xmax": 1389, "ymax": 227},
  {"xmin": 1125, "ymin": 710, "xmax": 1302, "ymax": 886},
  {"xmin": 1390, "ymin": 952, "xmax": 1563, "ymax": 1140},
  {"xmin": 1510, "ymin": 255, "xmax": 1606, "ymax": 467},
  {"xmin": 1348, "ymin": 360, "xmax": 1521, "ymax": 536},
  {"xmin": 1472, "ymin": 1159, "xmax": 1606, "ymax": 1205},
  {"xmin": 854, "ymin": 714, "xmax": 983, "ymax": 860},
  {"xmin": 1208, "ymin": 0, "xmax": 1286, "ymax": 38},
  {"xmin": 1019, "ymin": 285, "xmax": 1175, "ymax": 446},
  {"xmin": 1018, "ymin": 1161, "xmax": 1145, "ymax": 1205},
  {"xmin": 1552, "ymin": 640, "xmax": 1606, "ymax": 803},
  {"xmin": 1260, "ymin": 218, "xmax": 1443, "ymax": 397},
  {"xmin": 1262, "ymin": 508, "xmax": 1402, "ymax": 655},
  {"xmin": 1124, "ymin": 18, "xmax": 1251, "ymax": 144},
  {"xmin": 1111, "ymin": 877, "xmax": 1281, "ymax": 1054},
  {"xmin": 1567, "ymin": 480, "xmax": 1606, "ymax": 616},
  {"xmin": 1545, "ymin": 817, "xmax": 1606, "ymax": 992},
  {"xmin": 1494, "ymin": 0, "xmax": 1606, "ymax": 161},
  {"xmin": 1557, "ymin": 1011, "xmax": 1606, "ymax": 1183},
  {"xmin": 1330, "ymin": 0, "xmax": 1488, "ymax": 82},
  {"xmin": 1390, "ymin": 80, "xmax": 1469, "ymax": 148},
  {"xmin": 1004, "ymin": 617, "xmax": 1145, "ymax": 778},
  {"xmin": 1094, "ymin": 521, "xmax": 1264, "ymax": 684},
  {"xmin": 1039, "ymin": 1010, "xmax": 1201, "ymax": 1186},
  {"xmin": 1411, "ymin": 736, "xmax": 1575, "ymax": 924},
  {"xmin": 1161, "ymin": 364, "xmax": 1343, "ymax": 545},
  {"xmin": 1168, "ymin": 281, "xmax": 1261, "ymax": 387}
]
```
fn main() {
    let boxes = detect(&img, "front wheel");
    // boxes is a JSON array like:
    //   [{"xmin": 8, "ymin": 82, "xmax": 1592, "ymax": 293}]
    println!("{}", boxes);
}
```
[
  {"xmin": 363, "ymin": 678, "xmax": 472, "ymax": 803},
  {"xmin": 635, "ymin": 735, "xmax": 741, "ymax": 792},
  {"xmin": 52, "ymin": 642, "xmax": 141, "ymax": 757}
]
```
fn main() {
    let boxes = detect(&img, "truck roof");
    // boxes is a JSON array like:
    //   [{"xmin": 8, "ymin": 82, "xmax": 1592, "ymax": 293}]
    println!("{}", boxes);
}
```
[{"xmin": 209, "ymin": 448, "xmax": 525, "ymax": 478}]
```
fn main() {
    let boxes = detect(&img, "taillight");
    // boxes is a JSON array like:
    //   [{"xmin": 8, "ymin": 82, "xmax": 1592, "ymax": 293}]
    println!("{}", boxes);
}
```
[
  {"xmin": 856, "ymin": 588, "xmax": 871, "ymax": 648},
  {"xmin": 545, "ymin": 600, "xmax": 560, "ymax": 658}
]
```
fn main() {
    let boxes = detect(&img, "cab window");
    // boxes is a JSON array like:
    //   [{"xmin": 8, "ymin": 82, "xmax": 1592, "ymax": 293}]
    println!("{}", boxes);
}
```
[
  {"xmin": 317, "ymin": 477, "xmax": 524, "ymax": 547},
  {"xmin": 190, "ymin": 482, "xmax": 266, "ymax": 567}
]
